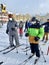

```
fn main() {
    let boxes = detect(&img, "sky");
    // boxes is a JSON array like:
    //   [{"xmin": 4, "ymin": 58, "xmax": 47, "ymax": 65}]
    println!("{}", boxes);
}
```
[{"xmin": 0, "ymin": 0, "xmax": 49, "ymax": 15}]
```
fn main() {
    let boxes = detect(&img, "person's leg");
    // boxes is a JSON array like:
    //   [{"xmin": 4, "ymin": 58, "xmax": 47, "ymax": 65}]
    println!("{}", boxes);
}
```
[
  {"xmin": 35, "ymin": 44, "xmax": 40, "ymax": 58},
  {"xmin": 42, "ymin": 33, "xmax": 45, "ymax": 41},
  {"xmin": 20, "ymin": 28, "xmax": 23, "ymax": 37},
  {"xmin": 14, "ymin": 32, "xmax": 20, "ymax": 46},
  {"xmin": 9, "ymin": 35, "xmax": 14, "ymax": 47},
  {"xmin": 46, "ymin": 33, "xmax": 48, "ymax": 41},
  {"xmin": 44, "ymin": 33, "xmax": 48, "ymax": 43},
  {"xmin": 30, "ymin": 43, "xmax": 35, "ymax": 55}
]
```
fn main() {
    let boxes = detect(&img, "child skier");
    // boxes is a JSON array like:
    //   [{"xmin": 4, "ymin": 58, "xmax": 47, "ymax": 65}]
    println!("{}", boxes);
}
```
[{"xmin": 25, "ymin": 17, "xmax": 44, "ymax": 59}]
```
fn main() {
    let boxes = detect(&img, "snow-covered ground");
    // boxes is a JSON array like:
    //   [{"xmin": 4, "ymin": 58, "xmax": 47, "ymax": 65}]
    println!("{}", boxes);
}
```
[{"xmin": 0, "ymin": 23, "xmax": 49, "ymax": 65}]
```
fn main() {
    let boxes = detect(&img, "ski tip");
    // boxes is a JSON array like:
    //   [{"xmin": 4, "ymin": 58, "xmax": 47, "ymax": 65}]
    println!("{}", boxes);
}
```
[
  {"xmin": 0, "ymin": 51, "xmax": 2, "ymax": 52},
  {"xmin": 16, "ymin": 51, "xmax": 18, "ymax": 53},
  {"xmin": 44, "ymin": 60, "xmax": 46, "ymax": 62},
  {"xmin": 26, "ymin": 53, "xmax": 28, "ymax": 55},
  {"xmin": 34, "ymin": 58, "xmax": 39, "ymax": 65},
  {"xmin": 3, "ymin": 52, "xmax": 5, "ymax": 54},
  {"xmin": 34, "ymin": 62, "xmax": 36, "ymax": 65},
  {"xmin": 0, "ymin": 61, "xmax": 4, "ymax": 65}
]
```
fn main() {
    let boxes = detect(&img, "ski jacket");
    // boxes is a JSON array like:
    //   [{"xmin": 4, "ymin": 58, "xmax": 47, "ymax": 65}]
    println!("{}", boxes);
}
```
[
  {"xmin": 41, "ymin": 22, "xmax": 49, "ymax": 32},
  {"xmin": 25, "ymin": 21, "xmax": 31, "ymax": 29},
  {"xmin": 25, "ymin": 21, "xmax": 28, "ymax": 29},
  {"xmin": 7, "ymin": 19, "xmax": 17, "ymax": 36},
  {"xmin": 27, "ymin": 23, "xmax": 44, "ymax": 44}
]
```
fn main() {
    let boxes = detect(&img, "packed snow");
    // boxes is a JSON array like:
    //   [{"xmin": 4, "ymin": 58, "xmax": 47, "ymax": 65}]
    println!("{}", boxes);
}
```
[{"xmin": 0, "ymin": 23, "xmax": 49, "ymax": 65}]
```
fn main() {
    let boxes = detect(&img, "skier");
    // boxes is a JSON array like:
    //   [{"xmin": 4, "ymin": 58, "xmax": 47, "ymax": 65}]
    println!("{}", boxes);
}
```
[
  {"xmin": 6, "ymin": 14, "xmax": 20, "ymax": 47},
  {"xmin": 24, "ymin": 20, "xmax": 32, "ymax": 32},
  {"xmin": 19, "ymin": 21, "xmax": 23, "ymax": 37},
  {"xmin": 41, "ymin": 19, "xmax": 49, "ymax": 43},
  {"xmin": 25, "ymin": 17, "xmax": 44, "ymax": 59},
  {"xmin": 24, "ymin": 20, "xmax": 28, "ymax": 32}
]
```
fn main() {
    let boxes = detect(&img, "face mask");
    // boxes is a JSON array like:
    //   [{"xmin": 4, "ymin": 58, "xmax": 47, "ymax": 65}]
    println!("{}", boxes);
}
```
[
  {"xmin": 31, "ymin": 21, "xmax": 36, "ymax": 24},
  {"xmin": 9, "ymin": 18, "xmax": 12, "ymax": 20}
]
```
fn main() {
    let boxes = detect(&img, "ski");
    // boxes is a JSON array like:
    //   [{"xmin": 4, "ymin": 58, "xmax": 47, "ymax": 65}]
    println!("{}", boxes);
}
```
[
  {"xmin": 22, "ymin": 46, "xmax": 30, "ymax": 50},
  {"xmin": 16, "ymin": 44, "xmax": 24, "ymax": 48},
  {"xmin": 23, "ymin": 48, "xmax": 30, "ymax": 52},
  {"xmin": 42, "ymin": 43, "xmax": 46, "ymax": 45},
  {"xmin": 0, "ymin": 46, "xmax": 11, "ymax": 52},
  {"xmin": 34, "ymin": 58, "xmax": 39, "ymax": 65},
  {"xmin": 18, "ymin": 55, "xmax": 33, "ymax": 65},
  {"xmin": 3, "ymin": 46, "xmax": 16, "ymax": 54},
  {"xmin": 0, "ymin": 44, "xmax": 23, "ymax": 53},
  {"xmin": 42, "ymin": 44, "xmax": 46, "ymax": 45},
  {"xmin": 25, "ymin": 46, "xmax": 29, "ymax": 49},
  {"xmin": 3, "ymin": 44, "xmax": 24, "ymax": 54},
  {"xmin": 0, "ymin": 61, "xmax": 3, "ymax": 65}
]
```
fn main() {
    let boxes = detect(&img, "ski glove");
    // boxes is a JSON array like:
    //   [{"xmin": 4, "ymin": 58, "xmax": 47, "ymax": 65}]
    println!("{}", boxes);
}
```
[
  {"xmin": 35, "ymin": 37, "xmax": 40, "ymax": 41},
  {"xmin": 6, "ymin": 29, "xmax": 9, "ymax": 34},
  {"xmin": 25, "ymin": 33, "xmax": 29, "ymax": 37}
]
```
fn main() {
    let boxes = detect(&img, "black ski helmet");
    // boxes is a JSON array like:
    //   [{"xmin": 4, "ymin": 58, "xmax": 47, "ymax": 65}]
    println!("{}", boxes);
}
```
[{"xmin": 31, "ymin": 17, "xmax": 36, "ymax": 21}]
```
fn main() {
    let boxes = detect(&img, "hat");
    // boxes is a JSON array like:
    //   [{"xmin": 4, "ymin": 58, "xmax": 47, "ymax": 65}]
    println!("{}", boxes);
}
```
[
  {"xmin": 31, "ymin": 17, "xmax": 36, "ymax": 21},
  {"xmin": 8, "ymin": 14, "xmax": 13, "ymax": 18}
]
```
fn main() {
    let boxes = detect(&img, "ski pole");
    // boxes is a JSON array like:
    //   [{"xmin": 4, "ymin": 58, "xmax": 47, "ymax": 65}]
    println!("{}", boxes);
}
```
[
  {"xmin": 25, "ymin": 38, "xmax": 28, "ymax": 55},
  {"xmin": 16, "ymin": 43, "xmax": 18, "ymax": 53},
  {"xmin": 47, "ymin": 46, "xmax": 49, "ymax": 55},
  {"xmin": 39, "ymin": 46, "xmax": 46, "ymax": 62},
  {"xmin": 16, "ymin": 47, "xmax": 18, "ymax": 53}
]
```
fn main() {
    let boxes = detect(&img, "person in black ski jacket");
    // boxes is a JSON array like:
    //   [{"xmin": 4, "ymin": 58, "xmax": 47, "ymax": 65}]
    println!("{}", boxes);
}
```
[
  {"xmin": 41, "ymin": 19, "xmax": 49, "ymax": 43},
  {"xmin": 24, "ymin": 20, "xmax": 28, "ymax": 32},
  {"xmin": 24, "ymin": 20, "xmax": 32, "ymax": 32}
]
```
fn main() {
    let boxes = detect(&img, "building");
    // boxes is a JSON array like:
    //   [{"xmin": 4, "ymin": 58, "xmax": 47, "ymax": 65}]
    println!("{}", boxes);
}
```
[{"xmin": 0, "ymin": 4, "xmax": 8, "ymax": 23}]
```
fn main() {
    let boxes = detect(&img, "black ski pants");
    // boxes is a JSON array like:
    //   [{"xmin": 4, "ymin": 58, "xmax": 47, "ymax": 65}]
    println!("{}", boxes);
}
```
[{"xmin": 30, "ymin": 43, "xmax": 40, "ymax": 57}]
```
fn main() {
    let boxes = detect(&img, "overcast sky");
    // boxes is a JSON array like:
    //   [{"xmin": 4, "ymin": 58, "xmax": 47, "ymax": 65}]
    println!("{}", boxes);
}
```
[{"xmin": 0, "ymin": 0, "xmax": 49, "ymax": 15}]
